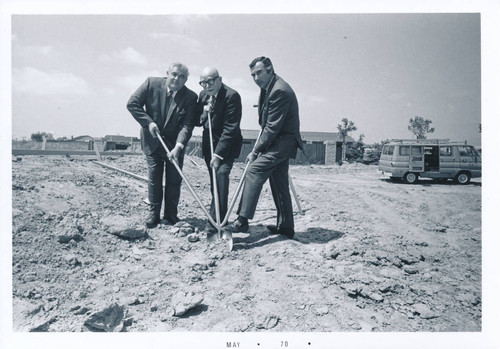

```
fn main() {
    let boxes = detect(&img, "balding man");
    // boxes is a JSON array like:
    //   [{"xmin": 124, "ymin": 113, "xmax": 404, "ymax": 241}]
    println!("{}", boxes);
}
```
[
  {"xmin": 197, "ymin": 67, "xmax": 243, "ymax": 234},
  {"xmin": 127, "ymin": 62, "xmax": 198, "ymax": 228}
]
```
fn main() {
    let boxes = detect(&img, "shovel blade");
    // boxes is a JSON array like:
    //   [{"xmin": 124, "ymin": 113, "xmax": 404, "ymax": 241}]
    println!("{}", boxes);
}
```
[
  {"xmin": 206, "ymin": 231, "xmax": 220, "ymax": 242},
  {"xmin": 222, "ymin": 230, "xmax": 233, "ymax": 252}
]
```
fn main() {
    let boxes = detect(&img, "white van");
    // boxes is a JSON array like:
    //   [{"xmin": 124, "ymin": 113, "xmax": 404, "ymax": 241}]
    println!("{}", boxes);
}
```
[{"xmin": 378, "ymin": 139, "xmax": 481, "ymax": 184}]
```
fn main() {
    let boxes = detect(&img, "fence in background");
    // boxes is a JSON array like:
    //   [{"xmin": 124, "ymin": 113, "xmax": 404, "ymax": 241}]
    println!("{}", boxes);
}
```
[{"xmin": 13, "ymin": 139, "xmax": 341, "ymax": 165}]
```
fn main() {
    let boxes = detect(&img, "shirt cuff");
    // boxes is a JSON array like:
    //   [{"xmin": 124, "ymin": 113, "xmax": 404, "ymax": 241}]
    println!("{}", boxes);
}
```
[
  {"xmin": 176, "ymin": 142, "xmax": 185, "ymax": 150},
  {"xmin": 213, "ymin": 153, "xmax": 223, "ymax": 160}
]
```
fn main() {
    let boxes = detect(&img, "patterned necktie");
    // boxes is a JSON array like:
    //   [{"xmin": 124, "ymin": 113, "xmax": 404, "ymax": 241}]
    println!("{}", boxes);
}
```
[
  {"xmin": 163, "ymin": 90, "xmax": 174, "ymax": 129},
  {"xmin": 166, "ymin": 90, "xmax": 173, "ymax": 112},
  {"xmin": 209, "ymin": 95, "xmax": 216, "ymax": 112}
]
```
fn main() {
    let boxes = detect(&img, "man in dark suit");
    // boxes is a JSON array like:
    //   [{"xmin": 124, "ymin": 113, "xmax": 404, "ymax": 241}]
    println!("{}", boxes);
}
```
[
  {"xmin": 127, "ymin": 62, "xmax": 198, "ymax": 228},
  {"xmin": 197, "ymin": 67, "xmax": 243, "ymax": 233},
  {"xmin": 230, "ymin": 56, "xmax": 303, "ymax": 239}
]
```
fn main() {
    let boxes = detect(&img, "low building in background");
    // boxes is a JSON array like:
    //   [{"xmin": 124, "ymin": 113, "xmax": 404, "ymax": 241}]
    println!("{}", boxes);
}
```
[
  {"xmin": 12, "ymin": 130, "xmax": 353, "ymax": 164},
  {"xmin": 103, "ymin": 135, "xmax": 140, "ymax": 151}
]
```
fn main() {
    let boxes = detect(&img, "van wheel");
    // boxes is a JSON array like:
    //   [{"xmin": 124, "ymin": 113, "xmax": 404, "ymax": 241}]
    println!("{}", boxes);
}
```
[
  {"xmin": 454, "ymin": 171, "xmax": 471, "ymax": 184},
  {"xmin": 403, "ymin": 172, "xmax": 418, "ymax": 184}
]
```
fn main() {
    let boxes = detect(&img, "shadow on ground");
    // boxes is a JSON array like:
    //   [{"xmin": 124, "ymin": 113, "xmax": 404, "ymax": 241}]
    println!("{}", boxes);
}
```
[
  {"xmin": 231, "ymin": 225, "xmax": 344, "ymax": 251},
  {"xmin": 380, "ymin": 178, "xmax": 481, "ymax": 187},
  {"xmin": 296, "ymin": 227, "xmax": 344, "ymax": 244},
  {"xmin": 179, "ymin": 304, "xmax": 209, "ymax": 318}
]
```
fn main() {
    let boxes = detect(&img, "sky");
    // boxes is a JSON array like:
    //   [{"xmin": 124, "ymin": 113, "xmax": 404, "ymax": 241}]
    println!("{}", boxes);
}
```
[{"xmin": 9, "ymin": 12, "xmax": 482, "ymax": 145}]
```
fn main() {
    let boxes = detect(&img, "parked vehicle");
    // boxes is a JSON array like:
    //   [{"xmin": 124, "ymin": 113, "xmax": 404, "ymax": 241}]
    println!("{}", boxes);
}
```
[
  {"xmin": 378, "ymin": 139, "xmax": 481, "ymax": 184},
  {"xmin": 362, "ymin": 147, "xmax": 380, "ymax": 164}
]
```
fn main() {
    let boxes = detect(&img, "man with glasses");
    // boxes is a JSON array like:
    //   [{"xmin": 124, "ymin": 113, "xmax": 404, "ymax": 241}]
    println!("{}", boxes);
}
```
[
  {"xmin": 197, "ymin": 66, "xmax": 243, "ymax": 235},
  {"xmin": 229, "ymin": 57, "xmax": 303, "ymax": 239},
  {"xmin": 127, "ymin": 62, "xmax": 198, "ymax": 228}
]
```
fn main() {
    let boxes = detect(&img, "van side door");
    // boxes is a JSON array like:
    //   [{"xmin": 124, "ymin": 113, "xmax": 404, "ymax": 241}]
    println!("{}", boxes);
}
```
[
  {"xmin": 439, "ymin": 145, "xmax": 455, "ymax": 176},
  {"xmin": 409, "ymin": 146, "xmax": 424, "ymax": 172}
]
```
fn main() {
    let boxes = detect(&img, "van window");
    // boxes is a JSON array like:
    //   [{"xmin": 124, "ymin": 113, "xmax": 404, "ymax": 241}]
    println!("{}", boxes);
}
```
[
  {"xmin": 382, "ymin": 145, "xmax": 388, "ymax": 155},
  {"xmin": 458, "ymin": 146, "xmax": 473, "ymax": 156},
  {"xmin": 399, "ymin": 146, "xmax": 410, "ymax": 156},
  {"xmin": 440, "ymin": 146, "xmax": 453, "ymax": 156},
  {"xmin": 388, "ymin": 146, "xmax": 394, "ymax": 155},
  {"xmin": 411, "ymin": 146, "xmax": 422, "ymax": 155}
]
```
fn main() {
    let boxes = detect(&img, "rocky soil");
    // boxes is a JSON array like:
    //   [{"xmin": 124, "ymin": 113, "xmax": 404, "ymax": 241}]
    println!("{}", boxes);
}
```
[{"xmin": 10, "ymin": 154, "xmax": 482, "ymax": 336}]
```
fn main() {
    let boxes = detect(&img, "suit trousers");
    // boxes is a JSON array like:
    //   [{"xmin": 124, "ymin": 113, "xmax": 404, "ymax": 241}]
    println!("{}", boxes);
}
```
[
  {"xmin": 237, "ymin": 152, "xmax": 294, "ymax": 229},
  {"xmin": 205, "ymin": 157, "xmax": 234, "ymax": 223},
  {"xmin": 146, "ymin": 145, "xmax": 184, "ymax": 219}
]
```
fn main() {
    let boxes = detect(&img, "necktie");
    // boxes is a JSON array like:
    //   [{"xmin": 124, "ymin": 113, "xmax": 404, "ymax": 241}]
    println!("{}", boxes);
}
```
[
  {"xmin": 163, "ymin": 90, "xmax": 174, "ymax": 129},
  {"xmin": 166, "ymin": 90, "xmax": 173, "ymax": 112},
  {"xmin": 259, "ymin": 89, "xmax": 266, "ymax": 125},
  {"xmin": 209, "ymin": 95, "xmax": 216, "ymax": 112}
]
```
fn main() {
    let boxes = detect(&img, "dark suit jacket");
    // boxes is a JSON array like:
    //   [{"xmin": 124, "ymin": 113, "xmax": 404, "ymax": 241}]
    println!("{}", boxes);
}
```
[
  {"xmin": 198, "ymin": 84, "xmax": 243, "ymax": 161},
  {"xmin": 127, "ymin": 77, "xmax": 198, "ymax": 155},
  {"xmin": 254, "ymin": 74, "xmax": 303, "ymax": 159}
]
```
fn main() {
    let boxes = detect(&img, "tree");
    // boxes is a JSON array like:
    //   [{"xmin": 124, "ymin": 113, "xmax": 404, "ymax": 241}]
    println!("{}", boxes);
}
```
[
  {"xmin": 346, "ymin": 133, "xmax": 365, "ymax": 162},
  {"xmin": 337, "ymin": 118, "xmax": 357, "ymax": 162},
  {"xmin": 30, "ymin": 132, "xmax": 53, "ymax": 142},
  {"xmin": 408, "ymin": 116, "xmax": 435, "ymax": 139}
]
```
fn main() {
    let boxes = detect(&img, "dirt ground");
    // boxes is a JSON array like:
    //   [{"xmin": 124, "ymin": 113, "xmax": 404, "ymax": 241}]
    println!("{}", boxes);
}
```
[{"xmin": 10, "ymin": 154, "xmax": 482, "ymax": 336}]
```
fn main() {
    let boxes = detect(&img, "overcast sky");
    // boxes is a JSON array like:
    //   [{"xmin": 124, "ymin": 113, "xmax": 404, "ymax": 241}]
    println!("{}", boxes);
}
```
[{"xmin": 10, "ymin": 13, "xmax": 482, "ymax": 145}]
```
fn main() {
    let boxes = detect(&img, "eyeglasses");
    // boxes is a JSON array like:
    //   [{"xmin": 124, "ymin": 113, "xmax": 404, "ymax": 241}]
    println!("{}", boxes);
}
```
[{"xmin": 199, "ymin": 76, "xmax": 220, "ymax": 87}]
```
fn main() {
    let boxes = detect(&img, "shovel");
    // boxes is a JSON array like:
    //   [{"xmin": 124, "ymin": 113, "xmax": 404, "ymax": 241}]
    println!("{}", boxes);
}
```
[
  {"xmin": 155, "ymin": 131, "xmax": 218, "ymax": 230},
  {"xmin": 205, "ymin": 97, "xmax": 229, "ymax": 247},
  {"xmin": 221, "ymin": 128, "xmax": 263, "ymax": 228}
]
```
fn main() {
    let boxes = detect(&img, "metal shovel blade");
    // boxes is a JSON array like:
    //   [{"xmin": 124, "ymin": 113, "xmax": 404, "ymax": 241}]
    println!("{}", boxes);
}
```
[
  {"xmin": 221, "ymin": 229, "xmax": 233, "ymax": 252},
  {"xmin": 206, "ymin": 231, "xmax": 219, "ymax": 242}
]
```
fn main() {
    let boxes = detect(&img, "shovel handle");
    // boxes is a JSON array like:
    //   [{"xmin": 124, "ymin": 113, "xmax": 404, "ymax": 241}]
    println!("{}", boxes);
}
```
[
  {"xmin": 221, "ymin": 159, "xmax": 251, "ymax": 226},
  {"xmin": 288, "ymin": 174, "xmax": 304, "ymax": 215},
  {"xmin": 221, "ymin": 128, "xmax": 263, "ymax": 226},
  {"xmin": 207, "ymin": 105, "xmax": 222, "ymax": 236},
  {"xmin": 155, "ymin": 131, "xmax": 218, "ymax": 229}
]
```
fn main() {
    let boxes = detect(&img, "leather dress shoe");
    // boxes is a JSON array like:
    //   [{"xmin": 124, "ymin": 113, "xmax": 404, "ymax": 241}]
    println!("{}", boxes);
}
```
[
  {"xmin": 267, "ymin": 225, "xmax": 295, "ymax": 239},
  {"xmin": 163, "ymin": 216, "xmax": 180, "ymax": 225},
  {"xmin": 230, "ymin": 217, "xmax": 249, "ymax": 233},
  {"xmin": 146, "ymin": 213, "xmax": 160, "ymax": 228},
  {"xmin": 267, "ymin": 225, "xmax": 278, "ymax": 234}
]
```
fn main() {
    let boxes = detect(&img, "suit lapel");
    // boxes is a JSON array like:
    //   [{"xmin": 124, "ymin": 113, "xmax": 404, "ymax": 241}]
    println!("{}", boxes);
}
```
[
  {"xmin": 258, "ymin": 89, "xmax": 266, "ymax": 120},
  {"xmin": 160, "ymin": 79, "xmax": 168, "ymax": 122},
  {"xmin": 212, "ymin": 85, "xmax": 226, "ymax": 122}
]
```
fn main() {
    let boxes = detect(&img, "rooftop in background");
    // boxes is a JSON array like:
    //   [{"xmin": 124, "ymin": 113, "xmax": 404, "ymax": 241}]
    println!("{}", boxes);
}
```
[{"xmin": 72, "ymin": 135, "xmax": 93, "ymax": 142}]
